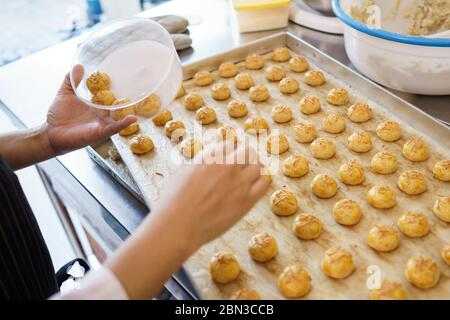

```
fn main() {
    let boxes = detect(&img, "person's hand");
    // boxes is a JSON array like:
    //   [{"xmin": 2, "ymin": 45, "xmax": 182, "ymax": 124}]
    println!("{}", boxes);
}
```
[{"xmin": 44, "ymin": 65, "xmax": 137, "ymax": 155}]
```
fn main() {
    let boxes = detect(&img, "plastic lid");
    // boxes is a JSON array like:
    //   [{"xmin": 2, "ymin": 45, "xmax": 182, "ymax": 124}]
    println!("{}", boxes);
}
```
[{"xmin": 233, "ymin": 0, "xmax": 291, "ymax": 10}]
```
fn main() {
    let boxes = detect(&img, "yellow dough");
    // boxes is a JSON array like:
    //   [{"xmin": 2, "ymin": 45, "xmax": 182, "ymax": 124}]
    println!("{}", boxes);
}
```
[
  {"xmin": 321, "ymin": 247, "xmax": 355, "ymax": 279},
  {"xmin": 322, "ymin": 113, "xmax": 346, "ymax": 134},
  {"xmin": 265, "ymin": 65, "xmax": 286, "ymax": 81},
  {"xmin": 309, "ymin": 138, "xmax": 336, "ymax": 159},
  {"xmin": 248, "ymin": 232, "xmax": 278, "ymax": 262},
  {"xmin": 442, "ymin": 244, "xmax": 450, "ymax": 266},
  {"xmin": 293, "ymin": 213, "xmax": 322, "ymax": 240},
  {"xmin": 217, "ymin": 125, "xmax": 238, "ymax": 144},
  {"xmin": 337, "ymin": 160, "xmax": 365, "ymax": 185},
  {"xmin": 367, "ymin": 224, "xmax": 400, "ymax": 252},
  {"xmin": 371, "ymin": 150, "xmax": 398, "ymax": 174},
  {"xmin": 266, "ymin": 133, "xmax": 289, "ymax": 155},
  {"xmin": 209, "ymin": 252, "xmax": 240, "ymax": 284},
  {"xmin": 433, "ymin": 159, "xmax": 450, "ymax": 181},
  {"xmin": 299, "ymin": 95, "xmax": 321, "ymax": 115},
  {"xmin": 289, "ymin": 55, "xmax": 309, "ymax": 73},
  {"xmin": 270, "ymin": 189, "xmax": 298, "ymax": 216},
  {"xmin": 272, "ymin": 47, "xmax": 291, "ymax": 62},
  {"xmin": 348, "ymin": 131, "xmax": 373, "ymax": 153},
  {"xmin": 278, "ymin": 77, "xmax": 299, "ymax": 94},
  {"xmin": 194, "ymin": 70, "xmax": 214, "ymax": 86},
  {"xmin": 282, "ymin": 154, "xmax": 309, "ymax": 178},
  {"xmin": 347, "ymin": 102, "xmax": 372, "ymax": 123},
  {"xmin": 234, "ymin": 73, "xmax": 254, "ymax": 90},
  {"xmin": 397, "ymin": 211, "xmax": 429, "ymax": 238},
  {"xmin": 370, "ymin": 280, "xmax": 406, "ymax": 300},
  {"xmin": 151, "ymin": 109, "xmax": 172, "ymax": 126},
  {"xmin": 244, "ymin": 116, "xmax": 269, "ymax": 135},
  {"xmin": 277, "ymin": 265, "xmax": 311, "ymax": 298},
  {"xmin": 110, "ymin": 98, "xmax": 134, "ymax": 121},
  {"xmin": 245, "ymin": 53, "xmax": 264, "ymax": 70},
  {"xmin": 376, "ymin": 120, "xmax": 401, "ymax": 142},
  {"xmin": 326, "ymin": 88, "xmax": 349, "ymax": 106},
  {"xmin": 332, "ymin": 199, "xmax": 361, "ymax": 226},
  {"xmin": 164, "ymin": 120, "xmax": 185, "ymax": 140},
  {"xmin": 227, "ymin": 100, "xmax": 248, "ymax": 118},
  {"xmin": 86, "ymin": 71, "xmax": 111, "ymax": 94},
  {"xmin": 176, "ymin": 84, "xmax": 185, "ymax": 99},
  {"xmin": 292, "ymin": 123, "xmax": 316, "ymax": 144},
  {"xmin": 397, "ymin": 170, "xmax": 427, "ymax": 195},
  {"xmin": 229, "ymin": 289, "xmax": 261, "ymax": 300},
  {"xmin": 249, "ymin": 85, "xmax": 270, "ymax": 102},
  {"xmin": 402, "ymin": 137, "xmax": 429, "ymax": 162},
  {"xmin": 91, "ymin": 90, "xmax": 116, "ymax": 106},
  {"xmin": 218, "ymin": 62, "xmax": 238, "ymax": 78},
  {"xmin": 211, "ymin": 82, "xmax": 231, "ymax": 101},
  {"xmin": 179, "ymin": 137, "xmax": 203, "ymax": 159},
  {"xmin": 129, "ymin": 134, "xmax": 154, "ymax": 155},
  {"xmin": 311, "ymin": 174, "xmax": 338, "ymax": 199},
  {"xmin": 304, "ymin": 70, "xmax": 325, "ymax": 86},
  {"xmin": 135, "ymin": 93, "xmax": 160, "ymax": 116},
  {"xmin": 183, "ymin": 92, "xmax": 204, "ymax": 111},
  {"xmin": 196, "ymin": 106, "xmax": 217, "ymax": 125},
  {"xmin": 119, "ymin": 123, "xmax": 140, "ymax": 137},
  {"xmin": 404, "ymin": 256, "xmax": 440, "ymax": 289},
  {"xmin": 433, "ymin": 196, "xmax": 450, "ymax": 222},
  {"xmin": 271, "ymin": 104, "xmax": 293, "ymax": 123},
  {"xmin": 367, "ymin": 185, "xmax": 396, "ymax": 209}
]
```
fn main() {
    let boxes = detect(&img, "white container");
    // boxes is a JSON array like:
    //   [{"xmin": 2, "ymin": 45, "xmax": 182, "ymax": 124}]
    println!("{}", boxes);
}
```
[{"xmin": 232, "ymin": 0, "xmax": 291, "ymax": 33}]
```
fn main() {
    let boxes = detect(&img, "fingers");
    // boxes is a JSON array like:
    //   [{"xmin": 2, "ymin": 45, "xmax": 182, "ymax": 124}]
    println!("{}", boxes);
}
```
[
  {"xmin": 248, "ymin": 176, "xmax": 270, "ymax": 201},
  {"xmin": 100, "ymin": 115, "xmax": 138, "ymax": 138},
  {"xmin": 59, "ymin": 64, "xmax": 84, "ymax": 95}
]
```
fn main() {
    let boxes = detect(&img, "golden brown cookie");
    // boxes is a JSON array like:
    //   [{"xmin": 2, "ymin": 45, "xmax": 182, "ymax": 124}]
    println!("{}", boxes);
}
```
[
  {"xmin": 326, "ymin": 88, "xmax": 349, "ymax": 106},
  {"xmin": 332, "ymin": 199, "xmax": 361, "ymax": 226},
  {"xmin": 337, "ymin": 160, "xmax": 365, "ymax": 185},
  {"xmin": 218, "ymin": 62, "xmax": 238, "ymax": 78},
  {"xmin": 270, "ymin": 189, "xmax": 298, "ymax": 216},
  {"xmin": 272, "ymin": 47, "xmax": 291, "ymax": 62},
  {"xmin": 271, "ymin": 104, "xmax": 293, "ymax": 123},
  {"xmin": 196, "ymin": 106, "xmax": 217, "ymax": 125},
  {"xmin": 278, "ymin": 265, "xmax": 311, "ymax": 298},
  {"xmin": 265, "ymin": 65, "xmax": 286, "ymax": 81},
  {"xmin": 311, "ymin": 174, "xmax": 338, "ymax": 198},
  {"xmin": 299, "ymin": 95, "xmax": 321, "ymax": 114},
  {"xmin": 249, "ymin": 85, "xmax": 270, "ymax": 102},
  {"xmin": 248, "ymin": 233, "xmax": 278, "ymax": 262},
  {"xmin": 322, "ymin": 247, "xmax": 355, "ymax": 279},
  {"xmin": 209, "ymin": 252, "xmax": 240, "ymax": 284},
  {"xmin": 404, "ymin": 256, "xmax": 440, "ymax": 289},
  {"xmin": 135, "ymin": 93, "xmax": 160, "ymax": 116},
  {"xmin": 397, "ymin": 170, "xmax": 427, "ymax": 195},
  {"xmin": 348, "ymin": 131, "xmax": 372, "ymax": 153},
  {"xmin": 151, "ymin": 109, "xmax": 172, "ymax": 126},
  {"xmin": 370, "ymin": 280, "xmax": 406, "ymax": 300},
  {"xmin": 175, "ymin": 84, "xmax": 185, "ymax": 98},
  {"xmin": 402, "ymin": 137, "xmax": 429, "ymax": 162},
  {"xmin": 211, "ymin": 82, "xmax": 231, "ymax": 101},
  {"xmin": 129, "ymin": 134, "xmax": 154, "ymax": 155},
  {"xmin": 371, "ymin": 150, "xmax": 398, "ymax": 174},
  {"xmin": 244, "ymin": 116, "xmax": 269, "ymax": 135},
  {"xmin": 292, "ymin": 123, "xmax": 316, "ymax": 144},
  {"xmin": 245, "ymin": 53, "xmax": 264, "ymax": 70},
  {"xmin": 86, "ymin": 71, "xmax": 111, "ymax": 94},
  {"xmin": 289, "ymin": 56, "xmax": 309, "ymax": 72},
  {"xmin": 293, "ymin": 213, "xmax": 322, "ymax": 240},
  {"xmin": 266, "ymin": 133, "xmax": 289, "ymax": 155},
  {"xmin": 282, "ymin": 155, "xmax": 309, "ymax": 178},
  {"xmin": 229, "ymin": 289, "xmax": 261, "ymax": 300},
  {"xmin": 367, "ymin": 185, "xmax": 396, "ymax": 209},
  {"xmin": 164, "ymin": 120, "xmax": 185, "ymax": 140},
  {"xmin": 322, "ymin": 113, "xmax": 346, "ymax": 134},
  {"xmin": 367, "ymin": 224, "xmax": 400, "ymax": 252},
  {"xmin": 433, "ymin": 159, "xmax": 450, "ymax": 181},
  {"xmin": 179, "ymin": 138, "xmax": 203, "ymax": 159},
  {"xmin": 234, "ymin": 72, "xmax": 254, "ymax": 90},
  {"xmin": 110, "ymin": 98, "xmax": 134, "ymax": 120},
  {"xmin": 279, "ymin": 77, "xmax": 299, "ymax": 94},
  {"xmin": 91, "ymin": 90, "xmax": 116, "ymax": 106},
  {"xmin": 433, "ymin": 196, "xmax": 450, "ymax": 222},
  {"xmin": 194, "ymin": 70, "xmax": 214, "ymax": 86},
  {"xmin": 376, "ymin": 120, "xmax": 401, "ymax": 142},
  {"xmin": 303, "ymin": 70, "xmax": 325, "ymax": 86},
  {"xmin": 119, "ymin": 123, "xmax": 140, "ymax": 136},
  {"xmin": 227, "ymin": 100, "xmax": 248, "ymax": 118},
  {"xmin": 310, "ymin": 138, "xmax": 336, "ymax": 159},
  {"xmin": 347, "ymin": 102, "xmax": 372, "ymax": 123},
  {"xmin": 217, "ymin": 125, "xmax": 238, "ymax": 144},
  {"xmin": 397, "ymin": 211, "xmax": 429, "ymax": 238},
  {"xmin": 183, "ymin": 92, "xmax": 204, "ymax": 111}
]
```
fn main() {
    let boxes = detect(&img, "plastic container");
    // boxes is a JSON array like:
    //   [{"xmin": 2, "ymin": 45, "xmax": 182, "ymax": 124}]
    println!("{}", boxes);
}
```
[
  {"xmin": 232, "ymin": 0, "xmax": 291, "ymax": 33},
  {"xmin": 71, "ymin": 17, "xmax": 182, "ymax": 110}
]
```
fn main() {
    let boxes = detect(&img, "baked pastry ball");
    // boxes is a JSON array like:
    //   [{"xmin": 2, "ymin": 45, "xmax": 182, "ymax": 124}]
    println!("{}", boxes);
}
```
[
  {"xmin": 183, "ymin": 92, "xmax": 204, "ymax": 111},
  {"xmin": 196, "ymin": 106, "xmax": 217, "ymax": 125},
  {"xmin": 442, "ymin": 244, "xmax": 450, "ymax": 266},
  {"xmin": 270, "ymin": 189, "xmax": 298, "ymax": 216},
  {"xmin": 248, "ymin": 232, "xmax": 278, "ymax": 262},
  {"xmin": 376, "ymin": 120, "xmax": 401, "ymax": 142},
  {"xmin": 433, "ymin": 159, "xmax": 450, "ymax": 181},
  {"xmin": 244, "ymin": 116, "xmax": 269, "ymax": 135},
  {"xmin": 279, "ymin": 77, "xmax": 299, "ymax": 94},
  {"xmin": 194, "ymin": 70, "xmax": 214, "ymax": 86},
  {"xmin": 299, "ymin": 95, "xmax": 321, "ymax": 115},
  {"xmin": 91, "ymin": 90, "xmax": 116, "ymax": 106},
  {"xmin": 371, "ymin": 150, "xmax": 398, "ymax": 174},
  {"xmin": 129, "ymin": 134, "xmax": 154, "ymax": 155},
  {"xmin": 119, "ymin": 123, "xmax": 140, "ymax": 137},
  {"xmin": 348, "ymin": 131, "xmax": 373, "ymax": 153},
  {"xmin": 229, "ymin": 289, "xmax": 261, "ymax": 300},
  {"xmin": 265, "ymin": 65, "xmax": 286, "ymax": 82},
  {"xmin": 367, "ymin": 185, "xmax": 396, "ymax": 209},
  {"xmin": 289, "ymin": 55, "xmax": 309, "ymax": 72},
  {"xmin": 332, "ymin": 199, "xmax": 361, "ymax": 226},
  {"xmin": 322, "ymin": 113, "xmax": 346, "ymax": 134},
  {"xmin": 245, "ymin": 53, "xmax": 264, "ymax": 70},
  {"xmin": 303, "ymin": 70, "xmax": 325, "ymax": 86},
  {"xmin": 337, "ymin": 160, "xmax": 365, "ymax": 185},
  {"xmin": 179, "ymin": 138, "xmax": 203, "ymax": 159},
  {"xmin": 209, "ymin": 252, "xmax": 240, "ymax": 284},
  {"xmin": 404, "ymin": 256, "xmax": 440, "ymax": 289},
  {"xmin": 402, "ymin": 137, "xmax": 429, "ymax": 162},
  {"xmin": 234, "ymin": 73, "xmax": 254, "ymax": 90},
  {"xmin": 293, "ymin": 213, "xmax": 322, "ymax": 240},
  {"xmin": 135, "ymin": 94, "xmax": 160, "ymax": 116},
  {"xmin": 433, "ymin": 196, "xmax": 450, "ymax": 222},
  {"xmin": 271, "ymin": 104, "xmax": 293, "ymax": 123},
  {"xmin": 86, "ymin": 71, "xmax": 111, "ymax": 94},
  {"xmin": 292, "ymin": 123, "xmax": 316, "ymax": 144},
  {"xmin": 164, "ymin": 120, "xmax": 185, "ymax": 140},
  {"xmin": 347, "ymin": 102, "xmax": 372, "ymax": 123},
  {"xmin": 397, "ymin": 211, "xmax": 429, "ymax": 238},
  {"xmin": 397, "ymin": 170, "xmax": 427, "ymax": 195},
  {"xmin": 211, "ymin": 82, "xmax": 231, "ymax": 101},
  {"xmin": 272, "ymin": 47, "xmax": 291, "ymax": 62},
  {"xmin": 175, "ymin": 84, "xmax": 185, "ymax": 99},
  {"xmin": 249, "ymin": 85, "xmax": 270, "ymax": 102},
  {"xmin": 218, "ymin": 62, "xmax": 238, "ymax": 78},
  {"xmin": 277, "ymin": 265, "xmax": 311, "ymax": 298},
  {"xmin": 217, "ymin": 125, "xmax": 238, "ymax": 144},
  {"xmin": 311, "ymin": 174, "xmax": 338, "ymax": 199},
  {"xmin": 282, "ymin": 155, "xmax": 309, "ymax": 178},
  {"xmin": 370, "ymin": 280, "xmax": 406, "ymax": 300},
  {"xmin": 367, "ymin": 224, "xmax": 400, "ymax": 252},
  {"xmin": 110, "ymin": 99, "xmax": 135, "ymax": 121},
  {"xmin": 309, "ymin": 138, "xmax": 336, "ymax": 159},
  {"xmin": 227, "ymin": 100, "xmax": 248, "ymax": 118},
  {"xmin": 266, "ymin": 133, "xmax": 289, "ymax": 155},
  {"xmin": 152, "ymin": 109, "xmax": 172, "ymax": 126},
  {"xmin": 326, "ymin": 88, "xmax": 349, "ymax": 106},
  {"xmin": 321, "ymin": 247, "xmax": 355, "ymax": 279}
]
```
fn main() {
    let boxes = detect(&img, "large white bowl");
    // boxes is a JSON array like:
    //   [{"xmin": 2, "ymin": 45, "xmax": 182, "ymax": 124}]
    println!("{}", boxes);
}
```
[{"xmin": 333, "ymin": 0, "xmax": 450, "ymax": 95}]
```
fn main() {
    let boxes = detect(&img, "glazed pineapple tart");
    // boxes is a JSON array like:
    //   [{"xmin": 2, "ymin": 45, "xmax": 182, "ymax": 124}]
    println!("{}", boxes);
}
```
[
  {"xmin": 265, "ymin": 65, "xmax": 286, "ymax": 81},
  {"xmin": 271, "ymin": 104, "xmax": 292, "ymax": 123},
  {"xmin": 179, "ymin": 138, "xmax": 203, "ymax": 159},
  {"xmin": 266, "ymin": 133, "xmax": 289, "ymax": 155},
  {"xmin": 277, "ymin": 265, "xmax": 311, "ymax": 298},
  {"xmin": 218, "ymin": 62, "xmax": 237, "ymax": 78},
  {"xmin": 244, "ymin": 116, "xmax": 269, "ymax": 135},
  {"xmin": 370, "ymin": 280, "xmax": 406, "ymax": 300},
  {"xmin": 404, "ymin": 256, "xmax": 440, "ymax": 289},
  {"xmin": 402, "ymin": 137, "xmax": 429, "ymax": 162},
  {"xmin": 193, "ymin": 70, "xmax": 214, "ymax": 86},
  {"xmin": 433, "ymin": 159, "xmax": 450, "ymax": 181},
  {"xmin": 209, "ymin": 252, "xmax": 240, "ymax": 284},
  {"xmin": 311, "ymin": 174, "xmax": 338, "ymax": 199},
  {"xmin": 347, "ymin": 131, "xmax": 373, "ymax": 153},
  {"xmin": 129, "ymin": 134, "xmax": 154, "ymax": 155},
  {"xmin": 367, "ymin": 224, "xmax": 400, "ymax": 252},
  {"xmin": 309, "ymin": 138, "xmax": 336, "ymax": 159},
  {"xmin": 292, "ymin": 123, "xmax": 316, "ymax": 144},
  {"xmin": 164, "ymin": 120, "xmax": 185, "ymax": 140},
  {"xmin": 234, "ymin": 72, "xmax": 254, "ymax": 90},
  {"xmin": 371, "ymin": 150, "xmax": 398, "ymax": 174},
  {"xmin": 326, "ymin": 88, "xmax": 349, "ymax": 106},
  {"xmin": 278, "ymin": 77, "xmax": 299, "ymax": 94},
  {"xmin": 337, "ymin": 160, "xmax": 365, "ymax": 185},
  {"xmin": 119, "ymin": 123, "xmax": 140, "ymax": 137},
  {"xmin": 91, "ymin": 90, "xmax": 116, "ymax": 106},
  {"xmin": 245, "ymin": 53, "xmax": 264, "ymax": 70},
  {"xmin": 433, "ymin": 196, "xmax": 450, "ymax": 222},
  {"xmin": 270, "ymin": 189, "xmax": 298, "ymax": 216},
  {"xmin": 397, "ymin": 170, "xmax": 427, "ymax": 195},
  {"xmin": 322, "ymin": 247, "xmax": 355, "ymax": 279},
  {"xmin": 332, "ymin": 199, "xmax": 361, "ymax": 226},
  {"xmin": 211, "ymin": 82, "xmax": 231, "ymax": 100},
  {"xmin": 86, "ymin": 71, "xmax": 111, "ymax": 94},
  {"xmin": 227, "ymin": 100, "xmax": 248, "ymax": 118},
  {"xmin": 376, "ymin": 120, "xmax": 401, "ymax": 142},
  {"xmin": 196, "ymin": 106, "xmax": 217, "ymax": 125},
  {"xmin": 229, "ymin": 289, "xmax": 261, "ymax": 300},
  {"xmin": 289, "ymin": 55, "xmax": 309, "ymax": 72},
  {"xmin": 272, "ymin": 47, "xmax": 291, "ymax": 62},
  {"xmin": 248, "ymin": 233, "xmax": 278, "ymax": 262},
  {"xmin": 303, "ymin": 70, "xmax": 325, "ymax": 86},
  {"xmin": 151, "ymin": 109, "xmax": 172, "ymax": 126},
  {"xmin": 299, "ymin": 95, "xmax": 321, "ymax": 114},
  {"xmin": 293, "ymin": 213, "xmax": 322, "ymax": 240},
  {"xmin": 367, "ymin": 185, "xmax": 396, "ymax": 209},
  {"xmin": 347, "ymin": 102, "xmax": 372, "ymax": 123},
  {"xmin": 322, "ymin": 113, "xmax": 346, "ymax": 134},
  {"xmin": 249, "ymin": 85, "xmax": 270, "ymax": 102},
  {"xmin": 397, "ymin": 211, "xmax": 429, "ymax": 238},
  {"xmin": 282, "ymin": 155, "xmax": 309, "ymax": 178},
  {"xmin": 183, "ymin": 92, "xmax": 204, "ymax": 111}
]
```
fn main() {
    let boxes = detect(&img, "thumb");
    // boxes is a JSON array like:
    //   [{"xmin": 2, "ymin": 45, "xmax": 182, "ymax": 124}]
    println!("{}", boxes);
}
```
[{"xmin": 59, "ymin": 64, "xmax": 84, "ymax": 95}]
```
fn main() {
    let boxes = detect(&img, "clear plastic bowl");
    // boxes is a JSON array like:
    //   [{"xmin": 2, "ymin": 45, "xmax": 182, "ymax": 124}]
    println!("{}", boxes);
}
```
[{"xmin": 71, "ymin": 17, "xmax": 182, "ymax": 110}]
